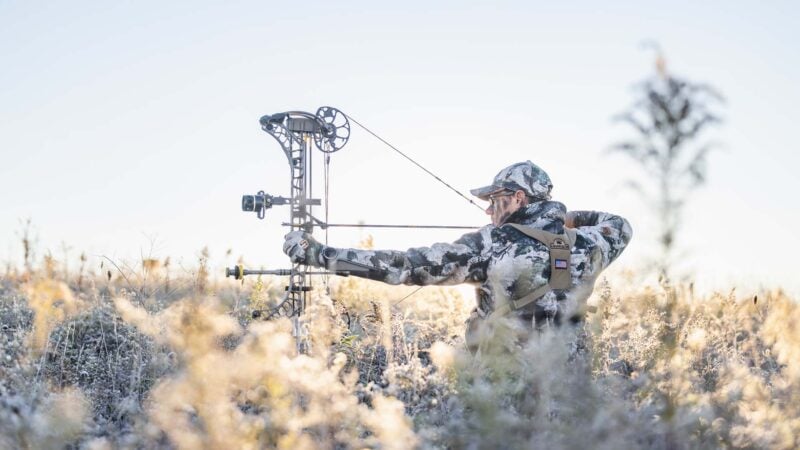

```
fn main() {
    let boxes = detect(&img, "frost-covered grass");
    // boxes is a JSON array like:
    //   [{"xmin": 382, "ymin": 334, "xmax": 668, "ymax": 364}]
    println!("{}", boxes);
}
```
[{"xmin": 1, "ymin": 258, "xmax": 798, "ymax": 449}]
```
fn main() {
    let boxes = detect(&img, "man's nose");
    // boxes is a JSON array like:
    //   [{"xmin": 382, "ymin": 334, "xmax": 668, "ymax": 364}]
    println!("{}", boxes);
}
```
[{"xmin": 485, "ymin": 205, "xmax": 493, "ymax": 215}]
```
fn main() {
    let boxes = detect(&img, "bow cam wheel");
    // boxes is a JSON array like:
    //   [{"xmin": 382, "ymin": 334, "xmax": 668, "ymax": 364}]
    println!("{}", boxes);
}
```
[{"xmin": 314, "ymin": 106, "xmax": 350, "ymax": 153}]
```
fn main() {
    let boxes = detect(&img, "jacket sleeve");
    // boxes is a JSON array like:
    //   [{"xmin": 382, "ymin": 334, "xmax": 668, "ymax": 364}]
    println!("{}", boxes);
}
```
[
  {"xmin": 321, "ymin": 227, "xmax": 492, "ymax": 286},
  {"xmin": 567, "ymin": 210, "xmax": 633, "ymax": 268}
]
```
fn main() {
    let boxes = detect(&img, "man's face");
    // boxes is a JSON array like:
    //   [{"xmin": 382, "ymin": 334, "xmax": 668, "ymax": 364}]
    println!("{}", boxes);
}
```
[{"xmin": 485, "ymin": 190, "xmax": 525, "ymax": 226}]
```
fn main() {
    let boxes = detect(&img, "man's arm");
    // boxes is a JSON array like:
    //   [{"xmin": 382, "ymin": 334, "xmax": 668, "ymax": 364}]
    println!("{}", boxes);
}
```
[
  {"xmin": 566, "ymin": 210, "xmax": 633, "ymax": 267},
  {"xmin": 283, "ymin": 227, "xmax": 491, "ymax": 286}
]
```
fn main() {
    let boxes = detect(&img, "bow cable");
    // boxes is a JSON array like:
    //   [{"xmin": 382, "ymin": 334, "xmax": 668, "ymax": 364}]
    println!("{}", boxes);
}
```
[
  {"xmin": 324, "ymin": 153, "xmax": 332, "ymax": 289},
  {"xmin": 392, "ymin": 286, "xmax": 425, "ymax": 307},
  {"xmin": 345, "ymin": 114, "xmax": 485, "ymax": 213}
]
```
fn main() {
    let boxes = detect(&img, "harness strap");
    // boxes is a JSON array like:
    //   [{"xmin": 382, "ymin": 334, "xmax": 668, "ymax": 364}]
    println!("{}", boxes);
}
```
[
  {"xmin": 505, "ymin": 223, "xmax": 575, "ymax": 310},
  {"xmin": 511, "ymin": 282, "xmax": 553, "ymax": 310}
]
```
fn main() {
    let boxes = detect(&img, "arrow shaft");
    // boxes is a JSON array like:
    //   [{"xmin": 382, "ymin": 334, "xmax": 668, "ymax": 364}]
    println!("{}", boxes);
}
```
[{"xmin": 282, "ymin": 222, "xmax": 480, "ymax": 230}]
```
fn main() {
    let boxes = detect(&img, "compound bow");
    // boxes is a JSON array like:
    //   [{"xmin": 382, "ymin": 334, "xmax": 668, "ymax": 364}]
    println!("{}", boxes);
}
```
[{"xmin": 226, "ymin": 106, "xmax": 480, "ymax": 353}]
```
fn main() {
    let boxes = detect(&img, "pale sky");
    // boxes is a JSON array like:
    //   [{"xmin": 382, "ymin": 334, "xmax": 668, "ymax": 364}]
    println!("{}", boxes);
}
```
[{"xmin": 1, "ymin": 1, "xmax": 798, "ymax": 296}]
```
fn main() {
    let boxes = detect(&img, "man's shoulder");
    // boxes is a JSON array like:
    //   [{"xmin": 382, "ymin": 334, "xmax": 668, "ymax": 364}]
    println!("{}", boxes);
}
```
[
  {"xmin": 453, "ymin": 224, "xmax": 495, "ymax": 251},
  {"xmin": 496, "ymin": 224, "xmax": 553, "ymax": 253},
  {"xmin": 571, "ymin": 227, "xmax": 601, "ymax": 250}
]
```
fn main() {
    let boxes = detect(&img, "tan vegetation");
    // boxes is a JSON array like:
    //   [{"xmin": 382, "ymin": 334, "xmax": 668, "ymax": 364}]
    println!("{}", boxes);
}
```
[{"xmin": 0, "ymin": 252, "xmax": 797, "ymax": 449}]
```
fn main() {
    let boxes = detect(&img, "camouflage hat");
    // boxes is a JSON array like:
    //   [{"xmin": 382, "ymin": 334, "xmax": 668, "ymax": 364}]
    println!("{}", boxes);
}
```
[{"xmin": 470, "ymin": 161, "xmax": 553, "ymax": 201}]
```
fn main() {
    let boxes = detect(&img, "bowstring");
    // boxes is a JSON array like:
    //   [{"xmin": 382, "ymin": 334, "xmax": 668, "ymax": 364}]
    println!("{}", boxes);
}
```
[
  {"xmin": 344, "ymin": 113, "xmax": 485, "ymax": 212},
  {"xmin": 321, "ymin": 112, "xmax": 478, "ymax": 309},
  {"xmin": 323, "ymin": 152, "xmax": 332, "ymax": 292}
]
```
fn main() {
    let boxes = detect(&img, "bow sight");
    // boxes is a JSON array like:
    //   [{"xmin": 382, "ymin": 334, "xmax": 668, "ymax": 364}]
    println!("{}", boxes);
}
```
[{"xmin": 241, "ymin": 192, "xmax": 292, "ymax": 220}]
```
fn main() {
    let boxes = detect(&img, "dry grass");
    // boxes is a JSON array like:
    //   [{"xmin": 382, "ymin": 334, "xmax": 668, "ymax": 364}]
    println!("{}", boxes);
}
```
[{"xmin": 1, "ymin": 254, "xmax": 798, "ymax": 449}]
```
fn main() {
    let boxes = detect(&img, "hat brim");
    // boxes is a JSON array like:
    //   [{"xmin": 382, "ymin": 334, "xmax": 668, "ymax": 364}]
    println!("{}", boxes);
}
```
[{"xmin": 470, "ymin": 184, "xmax": 506, "ymax": 201}]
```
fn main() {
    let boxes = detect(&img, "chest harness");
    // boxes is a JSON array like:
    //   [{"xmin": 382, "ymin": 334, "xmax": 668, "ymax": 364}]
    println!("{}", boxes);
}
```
[{"xmin": 491, "ymin": 224, "xmax": 578, "ymax": 316}]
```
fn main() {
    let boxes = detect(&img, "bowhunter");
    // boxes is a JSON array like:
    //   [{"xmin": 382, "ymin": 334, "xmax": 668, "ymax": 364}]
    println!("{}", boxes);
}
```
[{"xmin": 283, "ymin": 161, "xmax": 632, "ymax": 351}]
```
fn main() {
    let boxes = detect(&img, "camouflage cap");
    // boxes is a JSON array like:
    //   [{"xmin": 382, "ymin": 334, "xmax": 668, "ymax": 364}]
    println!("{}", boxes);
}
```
[{"xmin": 470, "ymin": 161, "xmax": 553, "ymax": 201}]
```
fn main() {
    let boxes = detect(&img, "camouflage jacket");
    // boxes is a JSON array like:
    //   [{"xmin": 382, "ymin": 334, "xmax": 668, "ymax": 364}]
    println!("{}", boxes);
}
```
[{"xmin": 320, "ymin": 201, "xmax": 632, "ymax": 326}]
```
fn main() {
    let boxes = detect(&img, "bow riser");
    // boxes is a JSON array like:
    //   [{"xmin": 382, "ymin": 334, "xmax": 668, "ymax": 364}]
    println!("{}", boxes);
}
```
[{"xmin": 230, "ymin": 107, "xmax": 352, "ymax": 354}]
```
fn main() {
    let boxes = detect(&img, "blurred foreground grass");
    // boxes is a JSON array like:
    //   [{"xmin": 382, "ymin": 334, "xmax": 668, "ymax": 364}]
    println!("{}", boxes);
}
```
[{"xmin": 1, "ymin": 256, "xmax": 798, "ymax": 449}]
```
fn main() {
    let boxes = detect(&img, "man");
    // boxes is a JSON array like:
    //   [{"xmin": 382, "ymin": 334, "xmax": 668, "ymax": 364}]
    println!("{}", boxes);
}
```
[{"xmin": 283, "ymin": 161, "xmax": 632, "ymax": 349}]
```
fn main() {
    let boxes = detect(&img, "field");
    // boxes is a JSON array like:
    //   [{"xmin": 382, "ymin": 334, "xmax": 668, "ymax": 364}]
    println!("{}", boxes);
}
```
[{"xmin": 1, "ymin": 254, "xmax": 798, "ymax": 449}]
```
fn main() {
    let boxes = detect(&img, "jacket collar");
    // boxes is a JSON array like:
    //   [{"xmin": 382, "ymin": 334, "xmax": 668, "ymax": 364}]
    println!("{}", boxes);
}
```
[{"xmin": 502, "ymin": 200, "xmax": 566, "ymax": 233}]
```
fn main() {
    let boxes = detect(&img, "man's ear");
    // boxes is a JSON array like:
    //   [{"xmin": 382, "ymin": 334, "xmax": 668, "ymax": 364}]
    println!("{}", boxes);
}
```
[{"xmin": 514, "ymin": 190, "xmax": 527, "ymax": 202}]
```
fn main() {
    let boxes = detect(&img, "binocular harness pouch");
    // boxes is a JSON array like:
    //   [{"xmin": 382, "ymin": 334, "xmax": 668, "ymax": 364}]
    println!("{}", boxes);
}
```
[{"xmin": 505, "ymin": 223, "xmax": 576, "ymax": 310}]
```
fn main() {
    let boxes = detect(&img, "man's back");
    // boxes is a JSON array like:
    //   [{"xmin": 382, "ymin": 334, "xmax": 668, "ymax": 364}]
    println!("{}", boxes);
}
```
[{"xmin": 475, "ymin": 202, "xmax": 632, "ymax": 326}]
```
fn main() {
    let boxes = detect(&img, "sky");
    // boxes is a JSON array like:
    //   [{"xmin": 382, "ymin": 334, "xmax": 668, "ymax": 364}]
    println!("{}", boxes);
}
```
[{"xmin": 1, "ymin": 1, "xmax": 798, "ymax": 296}]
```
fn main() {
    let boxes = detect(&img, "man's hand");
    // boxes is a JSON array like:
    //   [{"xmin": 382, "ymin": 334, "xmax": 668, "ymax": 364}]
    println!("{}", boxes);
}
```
[{"xmin": 282, "ymin": 230, "xmax": 325, "ymax": 266}]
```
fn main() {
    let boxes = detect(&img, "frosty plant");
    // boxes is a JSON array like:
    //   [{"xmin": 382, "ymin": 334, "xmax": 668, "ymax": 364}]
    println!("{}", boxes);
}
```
[
  {"xmin": 611, "ymin": 52, "xmax": 724, "ymax": 279},
  {"xmin": 2, "ymin": 247, "xmax": 800, "ymax": 448}
]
